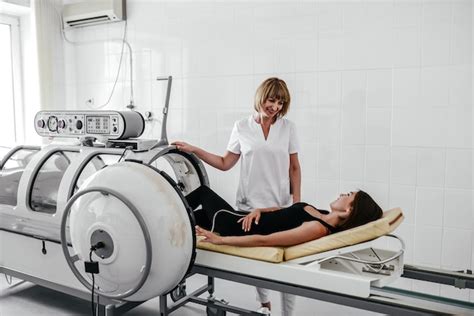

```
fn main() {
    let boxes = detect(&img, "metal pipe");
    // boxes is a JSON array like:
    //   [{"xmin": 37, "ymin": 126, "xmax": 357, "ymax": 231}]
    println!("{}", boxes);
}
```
[{"xmin": 153, "ymin": 76, "xmax": 173, "ymax": 148}]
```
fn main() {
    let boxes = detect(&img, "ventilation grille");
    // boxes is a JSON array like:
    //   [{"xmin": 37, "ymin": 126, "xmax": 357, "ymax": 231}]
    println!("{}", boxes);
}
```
[{"xmin": 66, "ymin": 15, "xmax": 113, "ymax": 27}]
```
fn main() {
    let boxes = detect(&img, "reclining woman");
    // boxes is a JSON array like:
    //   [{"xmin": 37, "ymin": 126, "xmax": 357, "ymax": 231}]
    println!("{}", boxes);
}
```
[{"xmin": 186, "ymin": 185, "xmax": 383, "ymax": 247}]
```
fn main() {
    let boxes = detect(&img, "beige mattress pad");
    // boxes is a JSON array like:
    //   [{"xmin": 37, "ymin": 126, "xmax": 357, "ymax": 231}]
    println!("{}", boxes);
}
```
[{"xmin": 196, "ymin": 208, "xmax": 404, "ymax": 263}]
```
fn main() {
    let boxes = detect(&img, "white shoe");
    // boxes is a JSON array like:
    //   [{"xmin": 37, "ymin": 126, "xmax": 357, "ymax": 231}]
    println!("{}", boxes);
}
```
[{"xmin": 256, "ymin": 307, "xmax": 271, "ymax": 315}]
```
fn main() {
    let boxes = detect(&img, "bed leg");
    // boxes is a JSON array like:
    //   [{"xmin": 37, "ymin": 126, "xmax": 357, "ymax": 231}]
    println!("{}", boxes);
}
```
[
  {"xmin": 104, "ymin": 304, "xmax": 113, "ymax": 316},
  {"xmin": 159, "ymin": 295, "xmax": 169, "ymax": 316},
  {"xmin": 207, "ymin": 276, "xmax": 215, "ymax": 297}
]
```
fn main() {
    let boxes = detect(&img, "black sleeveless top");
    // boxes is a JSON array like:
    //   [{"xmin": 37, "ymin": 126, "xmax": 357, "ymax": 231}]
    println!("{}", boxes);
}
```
[
  {"xmin": 255, "ymin": 202, "xmax": 337, "ymax": 235},
  {"xmin": 227, "ymin": 202, "xmax": 338, "ymax": 237}
]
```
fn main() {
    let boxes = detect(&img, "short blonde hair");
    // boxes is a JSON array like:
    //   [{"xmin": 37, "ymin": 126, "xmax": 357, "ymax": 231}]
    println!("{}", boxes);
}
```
[{"xmin": 254, "ymin": 78, "xmax": 291, "ymax": 118}]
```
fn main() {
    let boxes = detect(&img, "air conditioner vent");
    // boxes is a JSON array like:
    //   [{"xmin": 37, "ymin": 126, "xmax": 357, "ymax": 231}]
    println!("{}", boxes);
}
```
[
  {"xmin": 63, "ymin": 0, "xmax": 125, "ymax": 28},
  {"xmin": 66, "ymin": 15, "xmax": 111, "ymax": 27}
]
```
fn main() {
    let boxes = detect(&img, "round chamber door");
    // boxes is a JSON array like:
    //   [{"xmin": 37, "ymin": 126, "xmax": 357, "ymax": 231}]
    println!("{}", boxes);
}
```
[{"xmin": 66, "ymin": 161, "xmax": 195, "ymax": 301}]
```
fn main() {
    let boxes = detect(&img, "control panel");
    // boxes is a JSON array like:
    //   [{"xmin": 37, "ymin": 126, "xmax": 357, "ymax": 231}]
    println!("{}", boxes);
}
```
[
  {"xmin": 35, "ymin": 111, "xmax": 144, "ymax": 140},
  {"xmin": 86, "ymin": 115, "xmax": 116, "ymax": 134}
]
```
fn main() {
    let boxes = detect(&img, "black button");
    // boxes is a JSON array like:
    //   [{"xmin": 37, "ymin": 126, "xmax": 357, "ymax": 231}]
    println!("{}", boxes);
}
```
[
  {"xmin": 76, "ymin": 120, "xmax": 83, "ymax": 130},
  {"xmin": 37, "ymin": 120, "xmax": 45, "ymax": 128}
]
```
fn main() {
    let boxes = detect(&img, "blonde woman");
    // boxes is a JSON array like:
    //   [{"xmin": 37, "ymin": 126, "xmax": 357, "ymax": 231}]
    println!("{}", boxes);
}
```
[{"xmin": 173, "ymin": 78, "xmax": 301, "ymax": 315}]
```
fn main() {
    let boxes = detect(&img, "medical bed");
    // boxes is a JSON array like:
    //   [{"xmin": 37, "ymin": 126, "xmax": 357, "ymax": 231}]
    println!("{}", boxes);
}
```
[
  {"xmin": 160, "ymin": 252, "xmax": 474, "ymax": 315},
  {"xmin": 157, "ymin": 208, "xmax": 474, "ymax": 316}
]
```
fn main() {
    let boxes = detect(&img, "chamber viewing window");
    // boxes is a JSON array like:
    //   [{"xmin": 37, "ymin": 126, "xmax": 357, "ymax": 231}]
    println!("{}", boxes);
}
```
[
  {"xmin": 72, "ymin": 154, "xmax": 121, "ymax": 196},
  {"xmin": 30, "ymin": 151, "xmax": 78, "ymax": 214},
  {"xmin": 148, "ymin": 151, "xmax": 208, "ymax": 196},
  {"xmin": 0, "ymin": 148, "xmax": 39, "ymax": 206},
  {"xmin": 149, "ymin": 157, "xmax": 179, "ymax": 185},
  {"xmin": 0, "ymin": 146, "xmax": 11, "ymax": 160}
]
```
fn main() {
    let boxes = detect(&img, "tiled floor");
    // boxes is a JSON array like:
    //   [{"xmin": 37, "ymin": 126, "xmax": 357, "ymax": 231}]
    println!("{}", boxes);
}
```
[{"xmin": 0, "ymin": 273, "xmax": 380, "ymax": 315}]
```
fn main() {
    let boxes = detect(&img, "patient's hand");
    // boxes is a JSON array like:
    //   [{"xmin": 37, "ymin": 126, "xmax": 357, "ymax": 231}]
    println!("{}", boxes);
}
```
[
  {"xmin": 195, "ymin": 226, "xmax": 224, "ymax": 245},
  {"xmin": 237, "ymin": 209, "xmax": 261, "ymax": 232}
]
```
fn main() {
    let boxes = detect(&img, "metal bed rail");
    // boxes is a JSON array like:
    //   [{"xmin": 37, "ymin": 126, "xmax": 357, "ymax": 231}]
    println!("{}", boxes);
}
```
[
  {"xmin": 403, "ymin": 264, "xmax": 474, "ymax": 290},
  {"xmin": 189, "ymin": 265, "xmax": 466, "ymax": 316}
]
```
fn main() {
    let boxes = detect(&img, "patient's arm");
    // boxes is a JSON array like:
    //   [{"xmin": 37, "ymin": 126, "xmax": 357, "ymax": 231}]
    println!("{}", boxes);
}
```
[
  {"xmin": 196, "ymin": 226, "xmax": 225, "ymax": 244},
  {"xmin": 197, "ymin": 222, "xmax": 328, "ymax": 247},
  {"xmin": 237, "ymin": 207, "xmax": 281, "ymax": 232}
]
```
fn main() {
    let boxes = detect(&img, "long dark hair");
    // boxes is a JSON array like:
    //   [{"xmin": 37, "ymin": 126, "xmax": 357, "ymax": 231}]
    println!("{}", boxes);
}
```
[{"xmin": 338, "ymin": 191, "xmax": 383, "ymax": 231}]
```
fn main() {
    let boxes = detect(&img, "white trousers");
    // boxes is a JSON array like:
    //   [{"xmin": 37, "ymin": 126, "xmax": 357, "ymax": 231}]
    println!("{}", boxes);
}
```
[{"xmin": 256, "ymin": 287, "xmax": 295, "ymax": 316}]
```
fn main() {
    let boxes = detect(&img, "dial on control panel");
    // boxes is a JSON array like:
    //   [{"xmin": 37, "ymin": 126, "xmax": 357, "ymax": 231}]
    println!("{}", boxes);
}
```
[{"xmin": 47, "ymin": 116, "xmax": 58, "ymax": 132}]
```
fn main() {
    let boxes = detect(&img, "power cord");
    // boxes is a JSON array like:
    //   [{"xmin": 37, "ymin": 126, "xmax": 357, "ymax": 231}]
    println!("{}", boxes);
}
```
[
  {"xmin": 89, "ymin": 250, "xmax": 96, "ymax": 316},
  {"xmin": 86, "ymin": 242, "xmax": 104, "ymax": 316}
]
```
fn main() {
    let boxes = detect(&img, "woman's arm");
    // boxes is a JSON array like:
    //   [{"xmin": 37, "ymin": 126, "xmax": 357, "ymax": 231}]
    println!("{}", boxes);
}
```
[
  {"xmin": 289, "ymin": 153, "xmax": 301, "ymax": 203},
  {"xmin": 238, "ymin": 207, "xmax": 281, "ymax": 232},
  {"xmin": 197, "ymin": 221, "xmax": 327, "ymax": 247},
  {"xmin": 172, "ymin": 141, "xmax": 240, "ymax": 171}
]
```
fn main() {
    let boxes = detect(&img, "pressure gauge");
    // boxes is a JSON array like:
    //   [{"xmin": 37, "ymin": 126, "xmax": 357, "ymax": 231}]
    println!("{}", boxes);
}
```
[{"xmin": 47, "ymin": 116, "xmax": 58, "ymax": 132}]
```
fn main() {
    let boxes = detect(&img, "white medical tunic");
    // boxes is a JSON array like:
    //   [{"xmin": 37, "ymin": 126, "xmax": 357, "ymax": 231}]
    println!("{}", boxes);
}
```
[{"xmin": 227, "ymin": 115, "xmax": 300, "ymax": 212}]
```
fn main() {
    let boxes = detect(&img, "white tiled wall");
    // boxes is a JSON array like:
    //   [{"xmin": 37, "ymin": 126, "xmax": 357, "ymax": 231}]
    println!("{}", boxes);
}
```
[{"xmin": 63, "ymin": 0, "xmax": 473, "ymax": 301}]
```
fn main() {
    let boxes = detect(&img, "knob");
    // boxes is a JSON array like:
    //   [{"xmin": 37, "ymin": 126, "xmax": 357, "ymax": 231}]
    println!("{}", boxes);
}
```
[
  {"xmin": 76, "ymin": 120, "xmax": 83, "ymax": 130},
  {"xmin": 37, "ymin": 119, "xmax": 45, "ymax": 128},
  {"xmin": 47, "ymin": 116, "xmax": 58, "ymax": 132},
  {"xmin": 113, "ymin": 126, "xmax": 118, "ymax": 133},
  {"xmin": 58, "ymin": 120, "xmax": 66, "ymax": 129}
]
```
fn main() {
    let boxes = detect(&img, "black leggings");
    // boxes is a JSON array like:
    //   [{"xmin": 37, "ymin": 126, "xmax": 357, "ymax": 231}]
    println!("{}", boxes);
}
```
[{"xmin": 186, "ymin": 185, "xmax": 260, "ymax": 236}]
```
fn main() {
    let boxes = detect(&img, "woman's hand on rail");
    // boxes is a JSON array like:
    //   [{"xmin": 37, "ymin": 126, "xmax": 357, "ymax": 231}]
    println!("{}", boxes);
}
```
[
  {"xmin": 171, "ymin": 141, "xmax": 196, "ymax": 153},
  {"xmin": 237, "ymin": 209, "xmax": 261, "ymax": 232},
  {"xmin": 195, "ymin": 226, "xmax": 223, "ymax": 245}
]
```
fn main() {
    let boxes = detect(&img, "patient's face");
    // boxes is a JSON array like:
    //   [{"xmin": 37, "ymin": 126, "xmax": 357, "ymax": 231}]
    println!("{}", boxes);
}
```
[{"xmin": 330, "ymin": 191, "xmax": 357, "ymax": 213}]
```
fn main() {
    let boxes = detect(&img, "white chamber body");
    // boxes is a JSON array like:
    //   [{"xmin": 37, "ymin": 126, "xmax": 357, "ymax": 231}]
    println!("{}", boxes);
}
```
[{"xmin": 69, "ymin": 161, "xmax": 194, "ymax": 301}]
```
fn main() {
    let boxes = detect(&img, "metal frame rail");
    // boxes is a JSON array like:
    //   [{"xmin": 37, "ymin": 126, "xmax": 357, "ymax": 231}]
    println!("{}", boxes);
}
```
[
  {"xmin": 403, "ymin": 264, "xmax": 474, "ymax": 290},
  {"xmin": 374, "ymin": 286, "xmax": 474, "ymax": 313},
  {"xmin": 4, "ymin": 265, "xmax": 473, "ymax": 315},
  {"xmin": 159, "ymin": 275, "xmax": 264, "ymax": 316},
  {"xmin": 159, "ymin": 265, "xmax": 456, "ymax": 316}
]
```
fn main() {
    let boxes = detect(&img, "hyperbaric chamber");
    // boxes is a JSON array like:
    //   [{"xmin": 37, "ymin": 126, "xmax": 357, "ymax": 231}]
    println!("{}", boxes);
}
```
[
  {"xmin": 1, "ymin": 110, "xmax": 210, "ymax": 303},
  {"xmin": 0, "ymin": 145, "xmax": 208, "ymax": 301}
]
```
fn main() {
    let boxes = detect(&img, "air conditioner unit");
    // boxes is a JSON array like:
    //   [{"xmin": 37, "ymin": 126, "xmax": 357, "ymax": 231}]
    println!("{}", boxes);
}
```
[{"xmin": 62, "ymin": 0, "xmax": 126, "ymax": 28}]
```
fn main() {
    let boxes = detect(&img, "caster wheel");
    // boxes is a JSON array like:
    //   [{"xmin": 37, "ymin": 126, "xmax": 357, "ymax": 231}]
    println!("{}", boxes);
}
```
[{"xmin": 170, "ymin": 282, "xmax": 187, "ymax": 302}]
